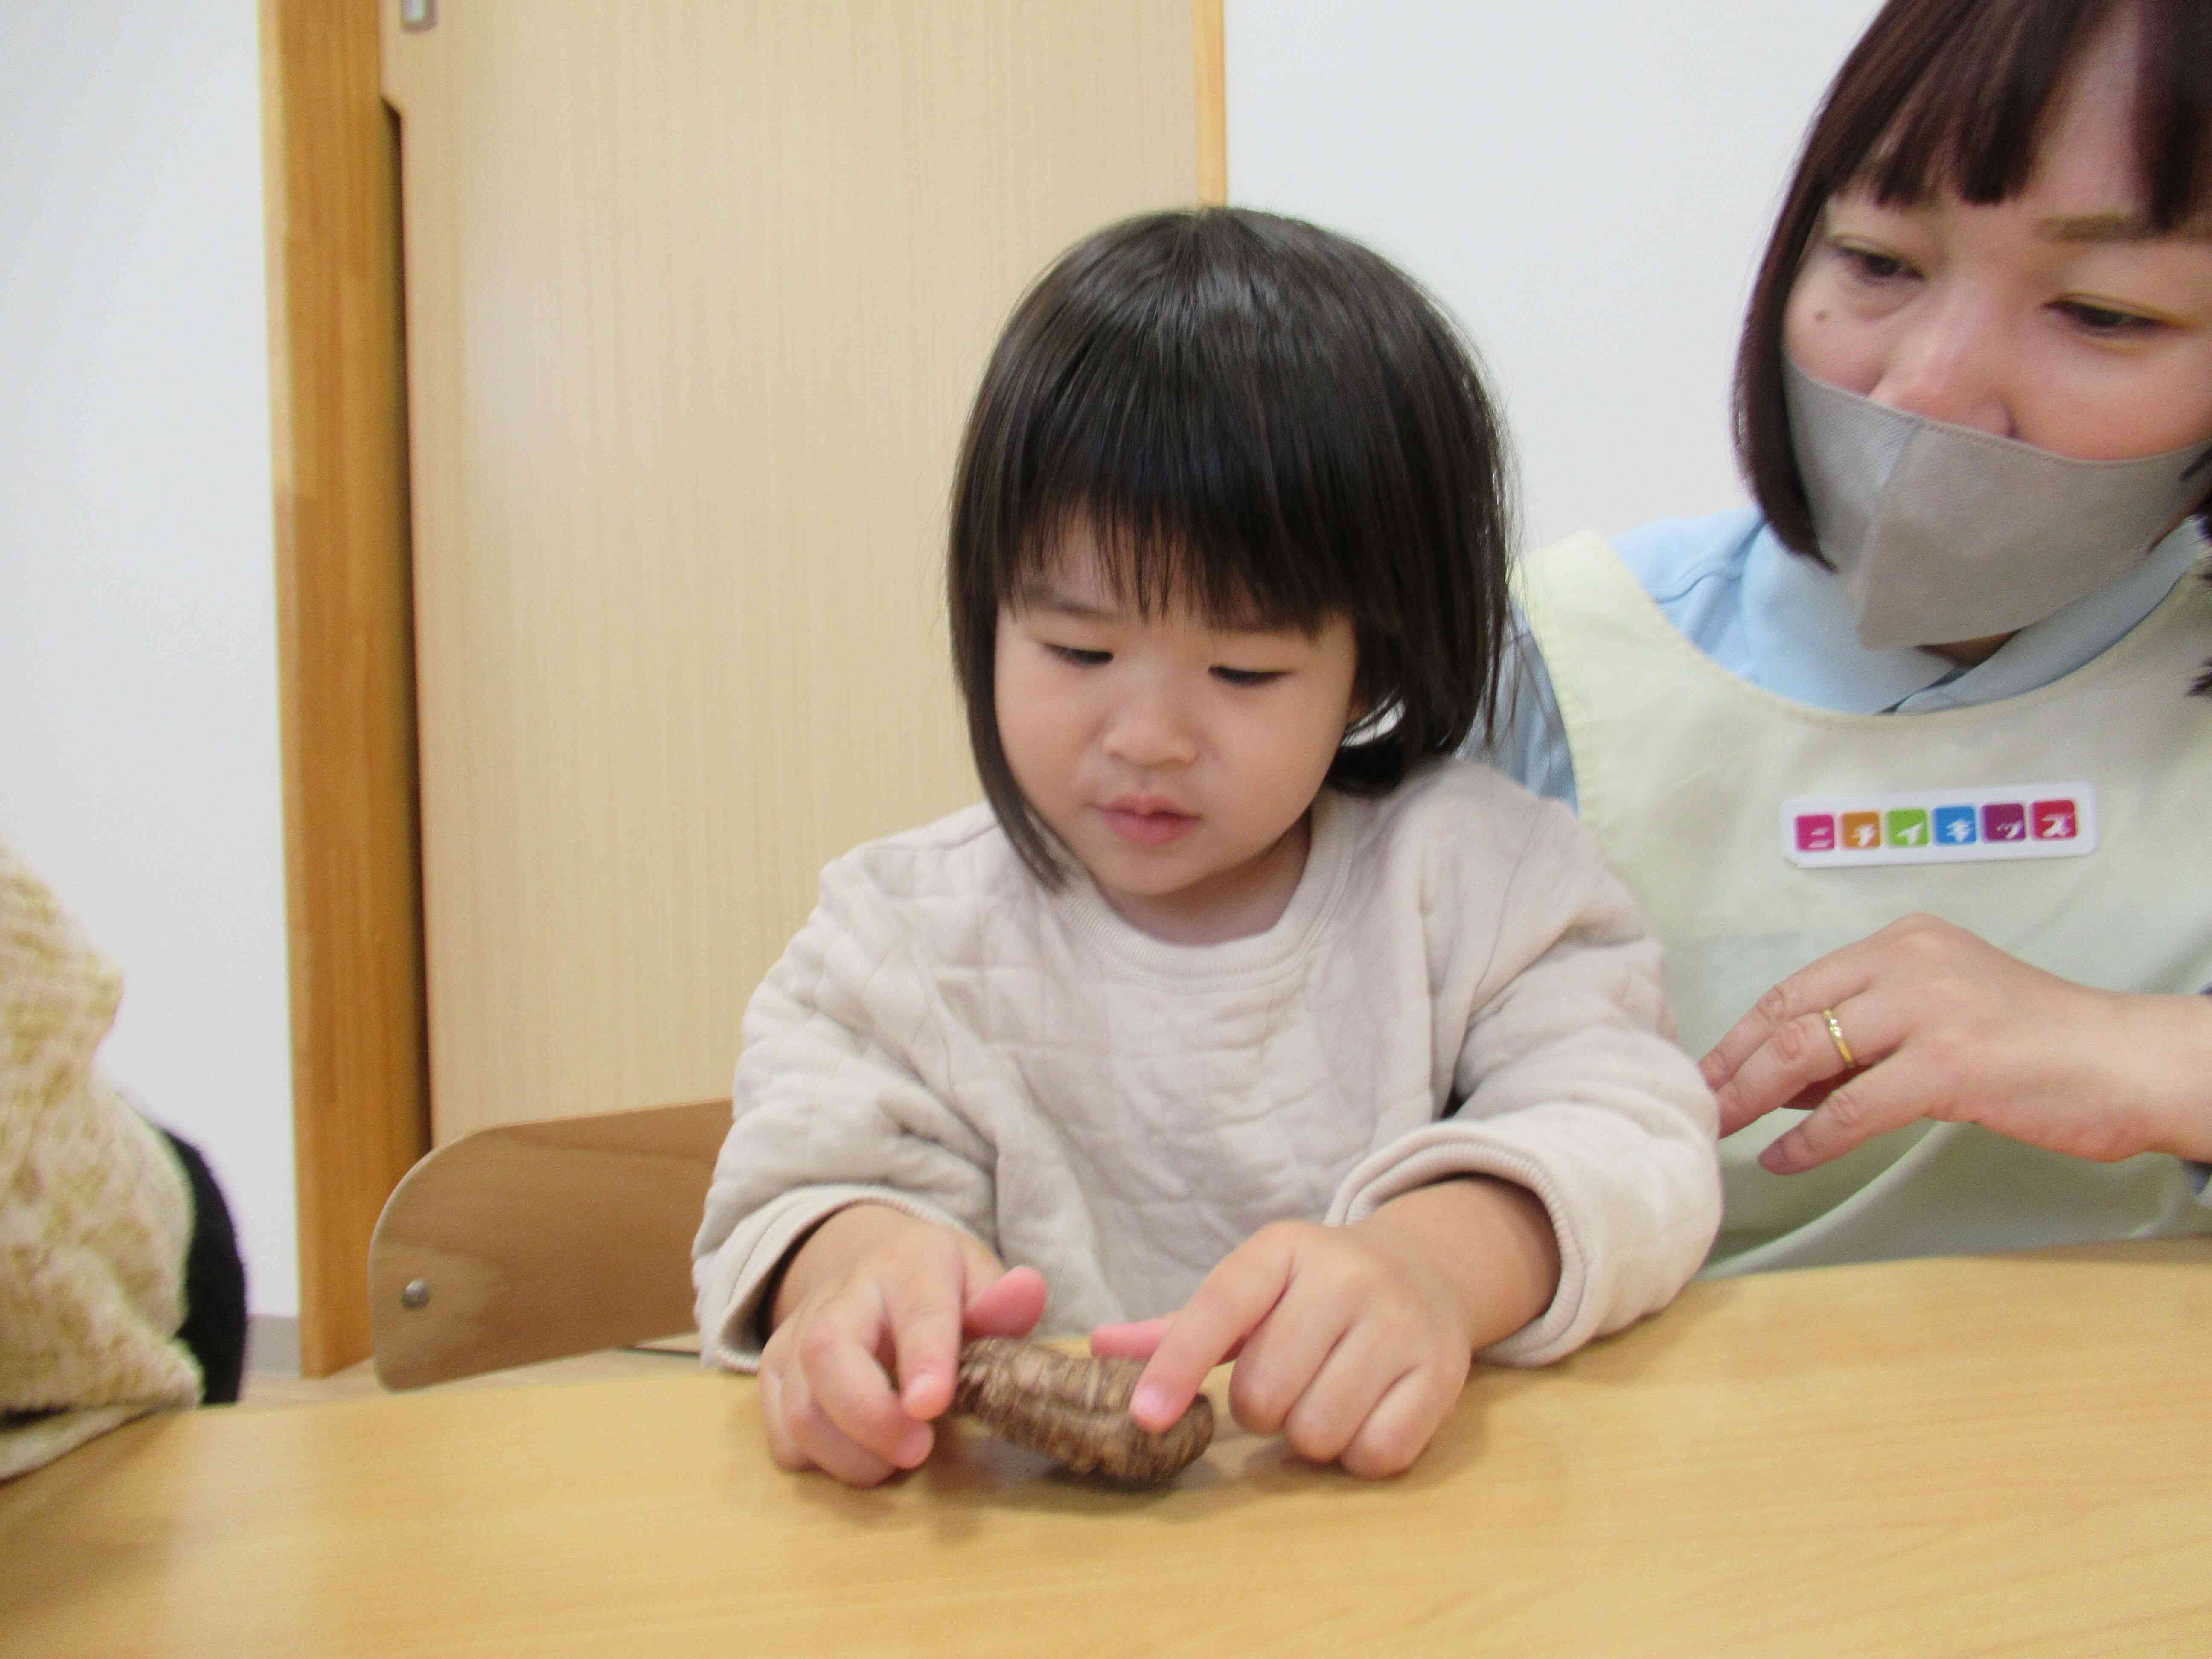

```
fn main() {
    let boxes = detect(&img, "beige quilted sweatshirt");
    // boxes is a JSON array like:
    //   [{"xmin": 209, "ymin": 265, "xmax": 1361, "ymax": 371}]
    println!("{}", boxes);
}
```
[
  {"xmin": 1, "ymin": 842, "xmax": 200, "ymax": 1480},
  {"xmin": 695, "ymin": 760, "xmax": 1720, "ymax": 1371}
]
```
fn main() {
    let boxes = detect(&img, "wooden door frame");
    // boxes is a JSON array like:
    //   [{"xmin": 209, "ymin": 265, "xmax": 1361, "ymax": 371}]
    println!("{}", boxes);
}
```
[
  {"xmin": 1195, "ymin": 0, "xmax": 1228, "ymax": 204},
  {"xmin": 260, "ymin": 0, "xmax": 429, "ymax": 1376},
  {"xmin": 260, "ymin": 0, "xmax": 1226, "ymax": 1377}
]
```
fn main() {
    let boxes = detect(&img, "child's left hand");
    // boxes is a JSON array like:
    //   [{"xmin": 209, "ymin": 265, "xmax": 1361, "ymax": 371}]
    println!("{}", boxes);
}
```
[{"xmin": 1091, "ymin": 1178, "xmax": 1559, "ymax": 1478}]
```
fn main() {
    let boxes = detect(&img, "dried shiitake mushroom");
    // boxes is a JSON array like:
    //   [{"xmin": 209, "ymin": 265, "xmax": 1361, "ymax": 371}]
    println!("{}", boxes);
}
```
[{"xmin": 952, "ymin": 1337, "xmax": 1213, "ymax": 1485}]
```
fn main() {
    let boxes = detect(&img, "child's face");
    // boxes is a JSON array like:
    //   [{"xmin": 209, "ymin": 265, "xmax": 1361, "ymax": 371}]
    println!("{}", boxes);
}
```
[
  {"xmin": 995, "ymin": 529, "xmax": 1359, "ymax": 945},
  {"xmin": 1784, "ymin": 8, "xmax": 2212, "ymax": 462}
]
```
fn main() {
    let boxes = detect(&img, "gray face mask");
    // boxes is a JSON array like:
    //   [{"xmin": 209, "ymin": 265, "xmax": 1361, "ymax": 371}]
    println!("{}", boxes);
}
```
[{"xmin": 1784, "ymin": 358, "xmax": 2212, "ymax": 650}]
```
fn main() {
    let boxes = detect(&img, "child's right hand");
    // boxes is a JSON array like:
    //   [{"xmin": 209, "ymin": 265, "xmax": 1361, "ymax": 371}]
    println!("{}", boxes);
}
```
[{"xmin": 757, "ymin": 1204, "xmax": 1046, "ymax": 1487}]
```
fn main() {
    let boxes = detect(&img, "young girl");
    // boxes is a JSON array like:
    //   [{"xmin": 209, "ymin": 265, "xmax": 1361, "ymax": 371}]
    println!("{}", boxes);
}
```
[{"xmin": 693, "ymin": 208, "xmax": 1719, "ymax": 1487}]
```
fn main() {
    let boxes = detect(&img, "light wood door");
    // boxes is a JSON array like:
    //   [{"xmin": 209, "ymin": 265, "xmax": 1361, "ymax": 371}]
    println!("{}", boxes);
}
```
[{"xmin": 383, "ymin": 3, "xmax": 1205, "ymax": 1139}]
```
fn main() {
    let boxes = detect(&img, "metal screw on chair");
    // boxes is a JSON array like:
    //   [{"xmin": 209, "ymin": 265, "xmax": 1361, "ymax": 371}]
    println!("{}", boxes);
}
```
[{"xmin": 401, "ymin": 1278, "xmax": 432, "ymax": 1310}]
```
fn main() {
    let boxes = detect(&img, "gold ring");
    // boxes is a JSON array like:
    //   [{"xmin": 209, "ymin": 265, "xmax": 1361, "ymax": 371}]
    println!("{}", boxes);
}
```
[{"xmin": 1821, "ymin": 1008, "xmax": 1857, "ymax": 1071}]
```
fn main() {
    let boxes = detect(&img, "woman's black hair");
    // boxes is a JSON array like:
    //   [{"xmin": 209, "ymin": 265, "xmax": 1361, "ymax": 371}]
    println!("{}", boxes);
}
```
[{"xmin": 948, "ymin": 207, "xmax": 1515, "ymax": 883}]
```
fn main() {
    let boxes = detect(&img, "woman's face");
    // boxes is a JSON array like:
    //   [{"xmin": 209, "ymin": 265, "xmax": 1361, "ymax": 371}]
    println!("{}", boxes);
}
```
[{"xmin": 1784, "ymin": 9, "xmax": 2212, "ymax": 462}]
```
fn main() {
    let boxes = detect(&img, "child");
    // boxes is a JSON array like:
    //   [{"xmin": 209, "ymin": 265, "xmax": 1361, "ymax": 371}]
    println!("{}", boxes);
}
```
[{"xmin": 693, "ymin": 208, "xmax": 1719, "ymax": 1487}]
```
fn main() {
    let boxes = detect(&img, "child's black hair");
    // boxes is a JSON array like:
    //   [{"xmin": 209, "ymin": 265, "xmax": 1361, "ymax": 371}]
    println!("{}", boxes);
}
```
[{"xmin": 948, "ymin": 207, "xmax": 1515, "ymax": 885}]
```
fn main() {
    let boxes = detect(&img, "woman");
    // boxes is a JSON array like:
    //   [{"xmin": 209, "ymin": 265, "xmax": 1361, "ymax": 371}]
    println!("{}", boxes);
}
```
[{"xmin": 1483, "ymin": 0, "xmax": 2212, "ymax": 1272}]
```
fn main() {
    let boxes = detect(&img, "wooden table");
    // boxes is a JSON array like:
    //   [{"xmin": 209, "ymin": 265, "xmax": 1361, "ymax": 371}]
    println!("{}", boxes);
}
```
[{"xmin": 6, "ymin": 1242, "xmax": 2209, "ymax": 1657}]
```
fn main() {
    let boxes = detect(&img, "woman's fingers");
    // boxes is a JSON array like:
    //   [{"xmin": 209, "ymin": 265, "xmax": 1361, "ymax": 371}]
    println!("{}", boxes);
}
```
[
  {"xmin": 1755, "ymin": 1054, "xmax": 1928, "ymax": 1173},
  {"xmin": 1701, "ymin": 952, "xmax": 1874, "ymax": 1107},
  {"xmin": 1712, "ymin": 1000, "xmax": 1874, "ymax": 1137},
  {"xmin": 1697, "ymin": 915, "xmax": 2188, "ymax": 1169},
  {"xmin": 1700, "ymin": 919, "xmax": 1978, "ymax": 1137}
]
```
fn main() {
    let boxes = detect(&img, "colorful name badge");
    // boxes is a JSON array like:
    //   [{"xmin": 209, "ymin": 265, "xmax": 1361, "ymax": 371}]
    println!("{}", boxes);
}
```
[{"xmin": 1781, "ymin": 782, "xmax": 2097, "ymax": 868}]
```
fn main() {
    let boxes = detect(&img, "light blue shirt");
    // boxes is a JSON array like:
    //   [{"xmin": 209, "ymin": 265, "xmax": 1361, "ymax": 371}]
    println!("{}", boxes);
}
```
[{"xmin": 1475, "ymin": 507, "xmax": 2210, "ymax": 812}]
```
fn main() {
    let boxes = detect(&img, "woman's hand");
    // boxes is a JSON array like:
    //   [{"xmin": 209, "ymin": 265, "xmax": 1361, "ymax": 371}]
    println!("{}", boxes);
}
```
[
  {"xmin": 1702, "ymin": 914, "xmax": 2212, "ymax": 1173},
  {"xmin": 758, "ymin": 1205, "xmax": 1046, "ymax": 1487},
  {"xmin": 1090, "ymin": 1178, "xmax": 1559, "ymax": 1478}
]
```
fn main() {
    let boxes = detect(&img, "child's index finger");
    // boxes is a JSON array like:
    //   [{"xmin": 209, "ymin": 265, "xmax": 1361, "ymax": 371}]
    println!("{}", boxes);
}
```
[
  {"xmin": 804, "ymin": 1311, "xmax": 937, "ymax": 1468},
  {"xmin": 1128, "ymin": 1251, "xmax": 1289, "ymax": 1430},
  {"xmin": 897, "ymin": 1362, "xmax": 952, "ymax": 1422},
  {"xmin": 884, "ymin": 1287, "xmax": 965, "ymax": 1424}
]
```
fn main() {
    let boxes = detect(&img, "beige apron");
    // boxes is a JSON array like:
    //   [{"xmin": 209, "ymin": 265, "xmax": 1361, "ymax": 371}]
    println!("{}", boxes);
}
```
[{"xmin": 1518, "ymin": 531, "xmax": 2212, "ymax": 1273}]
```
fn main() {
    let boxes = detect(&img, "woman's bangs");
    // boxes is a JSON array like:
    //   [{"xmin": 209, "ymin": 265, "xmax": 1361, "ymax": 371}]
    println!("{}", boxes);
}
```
[{"xmin": 1855, "ymin": 0, "xmax": 2210, "ymax": 227}]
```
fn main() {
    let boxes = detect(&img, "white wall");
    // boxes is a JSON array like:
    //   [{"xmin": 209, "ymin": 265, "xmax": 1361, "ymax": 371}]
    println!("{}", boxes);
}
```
[
  {"xmin": 1228, "ymin": 0, "xmax": 1886, "ymax": 551},
  {"xmin": 0, "ymin": 3, "xmax": 296, "ymax": 1314}
]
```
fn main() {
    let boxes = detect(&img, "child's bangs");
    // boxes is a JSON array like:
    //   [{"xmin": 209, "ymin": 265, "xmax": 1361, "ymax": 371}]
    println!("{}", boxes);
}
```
[
  {"xmin": 992, "ymin": 339, "xmax": 1356, "ymax": 639},
  {"xmin": 1005, "ymin": 511, "xmax": 1319, "ymax": 638},
  {"xmin": 1854, "ymin": 0, "xmax": 2210, "ymax": 227}
]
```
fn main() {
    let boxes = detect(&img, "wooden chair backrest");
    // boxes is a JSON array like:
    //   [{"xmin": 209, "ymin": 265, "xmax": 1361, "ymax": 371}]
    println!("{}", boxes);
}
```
[{"xmin": 367, "ymin": 1099, "xmax": 731, "ymax": 1388}]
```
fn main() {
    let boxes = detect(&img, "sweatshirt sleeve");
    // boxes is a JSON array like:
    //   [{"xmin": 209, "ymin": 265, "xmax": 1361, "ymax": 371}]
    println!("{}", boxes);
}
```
[
  {"xmin": 691, "ymin": 860, "xmax": 998, "ymax": 1371},
  {"xmin": 1326, "ymin": 797, "xmax": 1720, "ymax": 1366}
]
